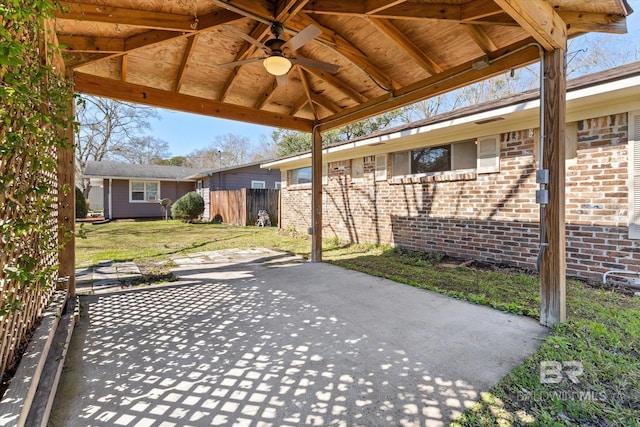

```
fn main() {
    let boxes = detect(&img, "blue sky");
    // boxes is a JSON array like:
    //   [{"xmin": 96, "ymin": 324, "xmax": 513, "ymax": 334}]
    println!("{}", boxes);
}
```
[{"xmin": 148, "ymin": 6, "xmax": 640, "ymax": 157}]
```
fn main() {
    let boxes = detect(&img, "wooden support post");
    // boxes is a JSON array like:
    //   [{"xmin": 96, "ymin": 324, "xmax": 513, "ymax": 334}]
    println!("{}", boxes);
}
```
[
  {"xmin": 311, "ymin": 126, "xmax": 323, "ymax": 262},
  {"xmin": 540, "ymin": 48, "xmax": 566, "ymax": 326},
  {"xmin": 58, "ymin": 102, "xmax": 76, "ymax": 297}
]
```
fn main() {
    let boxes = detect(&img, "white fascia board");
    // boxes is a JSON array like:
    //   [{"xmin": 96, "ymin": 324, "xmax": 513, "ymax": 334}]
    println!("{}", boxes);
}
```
[{"xmin": 262, "ymin": 74, "xmax": 640, "ymax": 169}]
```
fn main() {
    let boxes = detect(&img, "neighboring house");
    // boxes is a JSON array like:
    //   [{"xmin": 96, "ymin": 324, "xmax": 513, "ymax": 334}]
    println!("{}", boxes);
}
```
[
  {"xmin": 84, "ymin": 161, "xmax": 202, "ymax": 219},
  {"xmin": 187, "ymin": 160, "xmax": 282, "ymax": 219},
  {"xmin": 262, "ymin": 62, "xmax": 640, "ymax": 280}
]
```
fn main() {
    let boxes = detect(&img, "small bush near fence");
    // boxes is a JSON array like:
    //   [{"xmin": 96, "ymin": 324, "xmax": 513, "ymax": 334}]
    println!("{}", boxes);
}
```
[
  {"xmin": 76, "ymin": 186, "xmax": 88, "ymax": 218},
  {"xmin": 172, "ymin": 191, "xmax": 205, "ymax": 222}
]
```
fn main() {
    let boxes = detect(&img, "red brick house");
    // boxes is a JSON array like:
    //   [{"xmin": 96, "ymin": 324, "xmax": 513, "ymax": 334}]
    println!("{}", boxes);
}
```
[{"xmin": 262, "ymin": 62, "xmax": 640, "ymax": 280}]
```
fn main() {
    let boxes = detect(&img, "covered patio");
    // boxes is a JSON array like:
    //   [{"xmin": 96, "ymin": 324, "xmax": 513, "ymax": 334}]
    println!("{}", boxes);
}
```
[{"xmin": 53, "ymin": 0, "xmax": 633, "ymax": 327}]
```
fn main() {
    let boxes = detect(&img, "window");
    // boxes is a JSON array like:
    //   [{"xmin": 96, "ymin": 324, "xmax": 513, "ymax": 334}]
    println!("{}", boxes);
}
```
[
  {"xmin": 251, "ymin": 180, "xmax": 266, "ymax": 189},
  {"xmin": 322, "ymin": 163, "xmax": 328, "ymax": 185},
  {"xmin": 275, "ymin": 181, "xmax": 282, "ymax": 189},
  {"xmin": 290, "ymin": 167, "xmax": 311, "ymax": 185},
  {"xmin": 392, "ymin": 138, "xmax": 498, "ymax": 177},
  {"xmin": 352, "ymin": 158, "xmax": 364, "ymax": 179},
  {"xmin": 197, "ymin": 180, "xmax": 203, "ymax": 190},
  {"xmin": 375, "ymin": 154, "xmax": 387, "ymax": 181},
  {"xmin": 130, "ymin": 181, "xmax": 159, "ymax": 202},
  {"xmin": 629, "ymin": 111, "xmax": 640, "ymax": 238}
]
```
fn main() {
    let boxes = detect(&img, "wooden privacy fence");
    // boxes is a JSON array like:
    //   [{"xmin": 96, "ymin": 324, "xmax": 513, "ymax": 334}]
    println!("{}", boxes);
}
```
[{"xmin": 210, "ymin": 189, "xmax": 279, "ymax": 226}]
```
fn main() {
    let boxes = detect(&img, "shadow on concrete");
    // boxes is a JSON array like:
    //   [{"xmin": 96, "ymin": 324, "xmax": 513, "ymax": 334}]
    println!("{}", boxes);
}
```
[{"xmin": 50, "ymin": 251, "xmax": 547, "ymax": 427}]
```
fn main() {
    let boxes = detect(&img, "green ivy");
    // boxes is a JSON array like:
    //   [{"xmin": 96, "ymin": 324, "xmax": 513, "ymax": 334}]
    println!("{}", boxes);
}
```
[{"xmin": 1, "ymin": 1, "xmax": 75, "ymax": 316}]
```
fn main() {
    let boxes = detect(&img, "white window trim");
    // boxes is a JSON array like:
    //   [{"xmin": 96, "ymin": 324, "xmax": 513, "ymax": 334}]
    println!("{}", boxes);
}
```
[
  {"xmin": 251, "ymin": 180, "xmax": 266, "ymax": 189},
  {"xmin": 275, "ymin": 181, "xmax": 282, "ymax": 189},
  {"xmin": 629, "ymin": 110, "xmax": 640, "ymax": 239},
  {"xmin": 129, "ymin": 180, "xmax": 161, "ymax": 203}
]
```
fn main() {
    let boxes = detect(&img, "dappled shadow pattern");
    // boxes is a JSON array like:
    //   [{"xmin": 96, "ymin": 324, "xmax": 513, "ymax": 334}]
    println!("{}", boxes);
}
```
[{"xmin": 52, "ymin": 277, "xmax": 481, "ymax": 426}]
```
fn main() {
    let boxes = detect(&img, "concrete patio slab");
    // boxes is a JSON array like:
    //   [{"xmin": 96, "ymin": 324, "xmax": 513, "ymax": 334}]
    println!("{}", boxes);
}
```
[{"xmin": 51, "ymin": 250, "xmax": 547, "ymax": 426}]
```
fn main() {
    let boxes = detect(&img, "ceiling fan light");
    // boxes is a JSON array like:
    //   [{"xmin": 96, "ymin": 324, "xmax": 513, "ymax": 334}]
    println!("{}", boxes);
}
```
[{"xmin": 263, "ymin": 56, "xmax": 292, "ymax": 76}]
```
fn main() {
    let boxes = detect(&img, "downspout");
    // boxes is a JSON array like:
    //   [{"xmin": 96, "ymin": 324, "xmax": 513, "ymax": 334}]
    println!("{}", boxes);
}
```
[
  {"xmin": 535, "ymin": 47, "xmax": 549, "ymax": 272},
  {"xmin": 108, "ymin": 178, "xmax": 113, "ymax": 220}
]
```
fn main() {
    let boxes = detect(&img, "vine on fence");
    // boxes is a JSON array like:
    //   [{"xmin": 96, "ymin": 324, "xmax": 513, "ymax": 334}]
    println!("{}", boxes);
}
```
[{"xmin": 0, "ymin": 0, "xmax": 74, "ymax": 379}]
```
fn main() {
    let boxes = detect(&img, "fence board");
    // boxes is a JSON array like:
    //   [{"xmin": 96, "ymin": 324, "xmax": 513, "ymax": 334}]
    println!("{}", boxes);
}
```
[{"xmin": 210, "ymin": 189, "xmax": 279, "ymax": 226}]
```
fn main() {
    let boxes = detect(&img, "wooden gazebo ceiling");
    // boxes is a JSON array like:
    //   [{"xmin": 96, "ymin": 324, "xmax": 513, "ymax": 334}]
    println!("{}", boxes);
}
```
[{"xmin": 55, "ymin": 0, "xmax": 631, "ymax": 132}]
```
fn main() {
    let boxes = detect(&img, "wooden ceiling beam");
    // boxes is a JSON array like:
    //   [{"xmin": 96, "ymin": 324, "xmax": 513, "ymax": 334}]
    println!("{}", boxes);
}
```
[
  {"xmin": 560, "ymin": 12, "xmax": 627, "ymax": 35},
  {"xmin": 55, "ymin": 1, "xmax": 201, "ymax": 32},
  {"xmin": 174, "ymin": 34, "xmax": 199, "ymax": 92},
  {"xmin": 298, "ymin": 67, "xmax": 318, "ymax": 119},
  {"xmin": 121, "ymin": 55, "xmax": 127, "ymax": 81},
  {"xmin": 302, "ymin": 66, "xmax": 368, "ymax": 104},
  {"xmin": 461, "ymin": 0, "xmax": 504, "ymax": 21},
  {"xmin": 74, "ymin": 72, "xmax": 314, "ymax": 132},
  {"xmin": 289, "ymin": 96, "xmax": 309, "ymax": 116},
  {"xmin": 211, "ymin": 0, "xmax": 275, "ymax": 22},
  {"xmin": 462, "ymin": 24, "xmax": 498, "ymax": 53},
  {"xmin": 365, "ymin": 0, "xmax": 407, "ymax": 14},
  {"xmin": 317, "ymin": 40, "xmax": 541, "ymax": 131},
  {"xmin": 369, "ymin": 18, "xmax": 443, "ymax": 75},
  {"xmin": 57, "ymin": 35, "xmax": 124, "ymax": 53},
  {"xmin": 310, "ymin": 93, "xmax": 341, "ymax": 114},
  {"xmin": 276, "ymin": 0, "xmax": 310, "ymax": 22},
  {"xmin": 493, "ymin": 0, "xmax": 567, "ymax": 50},
  {"xmin": 290, "ymin": 13, "xmax": 400, "ymax": 90},
  {"xmin": 255, "ymin": 79, "xmax": 279, "ymax": 110}
]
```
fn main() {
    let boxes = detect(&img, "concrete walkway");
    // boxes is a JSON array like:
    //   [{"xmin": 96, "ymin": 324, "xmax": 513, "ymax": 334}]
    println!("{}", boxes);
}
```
[{"xmin": 52, "ymin": 249, "xmax": 547, "ymax": 427}]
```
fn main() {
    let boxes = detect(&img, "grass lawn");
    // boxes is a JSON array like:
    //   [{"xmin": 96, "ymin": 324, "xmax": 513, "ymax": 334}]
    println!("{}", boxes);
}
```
[{"xmin": 76, "ymin": 220, "xmax": 640, "ymax": 426}]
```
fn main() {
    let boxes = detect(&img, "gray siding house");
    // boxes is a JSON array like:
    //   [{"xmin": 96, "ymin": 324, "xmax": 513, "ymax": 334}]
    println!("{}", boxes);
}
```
[
  {"xmin": 84, "ymin": 160, "xmax": 282, "ymax": 220},
  {"xmin": 84, "ymin": 161, "xmax": 202, "ymax": 219}
]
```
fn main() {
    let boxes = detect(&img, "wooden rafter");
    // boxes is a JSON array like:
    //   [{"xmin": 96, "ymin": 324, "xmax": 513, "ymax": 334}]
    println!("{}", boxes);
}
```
[
  {"xmin": 317, "ymin": 39, "xmax": 541, "ymax": 131},
  {"xmin": 289, "ymin": 96, "xmax": 309, "ymax": 116},
  {"xmin": 121, "ymin": 55, "xmax": 127, "ymax": 81},
  {"xmin": 368, "ymin": 18, "xmax": 443, "ymax": 75},
  {"xmin": 302, "ymin": 66, "xmax": 368, "ymax": 104},
  {"xmin": 291, "ymin": 13, "xmax": 400, "ymax": 90},
  {"xmin": 462, "ymin": 24, "xmax": 498, "ymax": 53},
  {"xmin": 255, "ymin": 79, "xmax": 279, "ymax": 110},
  {"xmin": 57, "ymin": 35, "xmax": 124, "ymax": 53},
  {"xmin": 310, "ymin": 93, "xmax": 341, "ymax": 114},
  {"xmin": 175, "ymin": 34, "xmax": 199, "ymax": 92},
  {"xmin": 297, "ymin": 67, "xmax": 318, "ymax": 119},
  {"xmin": 493, "ymin": 0, "xmax": 567, "ymax": 50},
  {"xmin": 365, "ymin": 0, "xmax": 408, "ymax": 15},
  {"xmin": 74, "ymin": 72, "xmax": 314, "ymax": 131},
  {"xmin": 212, "ymin": 0, "xmax": 274, "ymax": 22},
  {"xmin": 276, "ymin": 0, "xmax": 310, "ymax": 22}
]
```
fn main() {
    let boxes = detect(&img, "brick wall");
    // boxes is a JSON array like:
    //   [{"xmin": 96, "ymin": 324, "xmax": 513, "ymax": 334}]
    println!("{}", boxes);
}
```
[{"xmin": 281, "ymin": 112, "xmax": 637, "ymax": 279}]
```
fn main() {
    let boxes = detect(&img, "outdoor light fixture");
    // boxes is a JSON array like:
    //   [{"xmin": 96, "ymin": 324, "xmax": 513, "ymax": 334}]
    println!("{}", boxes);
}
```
[{"xmin": 263, "ymin": 55, "xmax": 292, "ymax": 76}]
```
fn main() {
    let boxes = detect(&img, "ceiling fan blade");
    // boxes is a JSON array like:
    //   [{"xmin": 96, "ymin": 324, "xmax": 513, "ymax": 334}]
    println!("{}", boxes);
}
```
[
  {"xmin": 290, "ymin": 57, "xmax": 339, "ymax": 74},
  {"xmin": 217, "ymin": 57, "xmax": 264, "ymax": 68},
  {"xmin": 221, "ymin": 24, "xmax": 268, "ymax": 51},
  {"xmin": 276, "ymin": 74, "xmax": 288, "ymax": 86},
  {"xmin": 282, "ymin": 24, "xmax": 322, "ymax": 51}
]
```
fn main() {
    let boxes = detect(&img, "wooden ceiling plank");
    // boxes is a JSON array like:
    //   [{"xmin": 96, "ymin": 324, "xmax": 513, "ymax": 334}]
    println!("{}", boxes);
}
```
[
  {"xmin": 175, "ymin": 34, "xmax": 199, "ymax": 92},
  {"xmin": 461, "ymin": 0, "xmax": 504, "ymax": 21},
  {"xmin": 318, "ymin": 40, "xmax": 541, "ymax": 131},
  {"xmin": 366, "ymin": 0, "xmax": 407, "ymax": 15},
  {"xmin": 302, "ymin": 66, "xmax": 368, "ymax": 104},
  {"xmin": 255, "ymin": 79, "xmax": 279, "ymax": 110},
  {"xmin": 65, "ymin": 9, "xmax": 242, "ymax": 69},
  {"xmin": 369, "ymin": 18, "xmax": 443, "ymax": 75},
  {"xmin": 298, "ymin": 67, "xmax": 318, "ymax": 119},
  {"xmin": 57, "ymin": 35, "xmax": 124, "ymax": 53},
  {"xmin": 560, "ymin": 11, "xmax": 627, "ymax": 34},
  {"xmin": 55, "ymin": 1, "xmax": 199, "ymax": 32},
  {"xmin": 211, "ymin": 0, "xmax": 275, "ymax": 22},
  {"xmin": 289, "ymin": 96, "xmax": 309, "ymax": 116},
  {"xmin": 219, "ymin": 68, "xmax": 241, "ymax": 102},
  {"xmin": 74, "ymin": 72, "xmax": 314, "ymax": 132},
  {"xmin": 493, "ymin": 0, "xmax": 567, "ymax": 50},
  {"xmin": 291, "ymin": 13, "xmax": 400, "ymax": 90},
  {"xmin": 462, "ymin": 24, "xmax": 498, "ymax": 53}
]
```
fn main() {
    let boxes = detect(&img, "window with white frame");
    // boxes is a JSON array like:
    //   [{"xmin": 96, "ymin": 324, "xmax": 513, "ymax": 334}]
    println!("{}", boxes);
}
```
[
  {"xmin": 375, "ymin": 154, "xmax": 387, "ymax": 181},
  {"xmin": 130, "ymin": 181, "xmax": 159, "ymax": 202},
  {"xmin": 629, "ymin": 111, "xmax": 640, "ymax": 238},
  {"xmin": 290, "ymin": 167, "xmax": 311, "ymax": 185},
  {"xmin": 392, "ymin": 137, "xmax": 499, "ymax": 177},
  {"xmin": 251, "ymin": 180, "xmax": 266, "ymax": 189},
  {"xmin": 275, "ymin": 181, "xmax": 282, "ymax": 189}
]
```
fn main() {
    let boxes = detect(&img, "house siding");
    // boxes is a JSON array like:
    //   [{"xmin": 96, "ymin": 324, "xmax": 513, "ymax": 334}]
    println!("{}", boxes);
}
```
[
  {"xmin": 281, "ymin": 112, "xmax": 637, "ymax": 280},
  {"xmin": 208, "ymin": 165, "xmax": 281, "ymax": 190},
  {"xmin": 105, "ymin": 179, "xmax": 195, "ymax": 219}
]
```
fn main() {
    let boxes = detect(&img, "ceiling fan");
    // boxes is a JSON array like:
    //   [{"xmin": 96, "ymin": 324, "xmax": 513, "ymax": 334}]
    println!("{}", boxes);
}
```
[{"xmin": 218, "ymin": 21, "xmax": 339, "ymax": 84}]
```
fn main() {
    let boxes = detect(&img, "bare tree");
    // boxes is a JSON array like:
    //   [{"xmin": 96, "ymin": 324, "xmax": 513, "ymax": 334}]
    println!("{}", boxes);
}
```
[
  {"xmin": 184, "ymin": 133, "xmax": 260, "ymax": 169},
  {"xmin": 75, "ymin": 96, "xmax": 159, "ymax": 196},
  {"xmin": 109, "ymin": 136, "xmax": 171, "ymax": 164}
]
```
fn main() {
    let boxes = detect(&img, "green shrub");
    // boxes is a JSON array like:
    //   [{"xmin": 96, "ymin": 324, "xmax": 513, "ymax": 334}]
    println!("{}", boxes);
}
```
[
  {"xmin": 75, "ymin": 186, "xmax": 88, "ymax": 218},
  {"xmin": 172, "ymin": 191, "xmax": 204, "ymax": 222}
]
